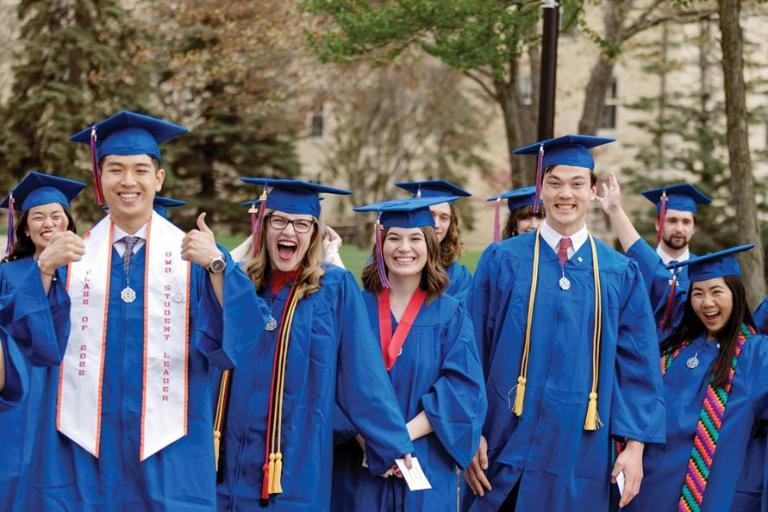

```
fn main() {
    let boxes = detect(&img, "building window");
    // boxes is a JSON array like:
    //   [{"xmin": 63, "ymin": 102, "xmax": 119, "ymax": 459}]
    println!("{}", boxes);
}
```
[
  {"xmin": 519, "ymin": 74, "xmax": 533, "ymax": 106},
  {"xmin": 601, "ymin": 77, "xmax": 619, "ymax": 130},
  {"xmin": 310, "ymin": 110, "xmax": 324, "ymax": 138}
]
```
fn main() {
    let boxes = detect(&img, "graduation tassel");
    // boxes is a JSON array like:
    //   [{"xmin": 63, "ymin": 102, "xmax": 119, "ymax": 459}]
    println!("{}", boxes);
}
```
[
  {"xmin": 89, "ymin": 126, "xmax": 105, "ymax": 206},
  {"xmin": 375, "ymin": 213, "xmax": 390, "ymax": 288},
  {"xmin": 584, "ymin": 234, "xmax": 604, "ymax": 431},
  {"xmin": 492, "ymin": 197, "xmax": 502, "ymax": 243},
  {"xmin": 514, "ymin": 228, "xmax": 541, "ymax": 417},
  {"xmin": 656, "ymin": 190, "xmax": 667, "ymax": 243},
  {"xmin": 213, "ymin": 369, "xmax": 232, "ymax": 472},
  {"xmin": 5, "ymin": 193, "xmax": 14, "ymax": 255},
  {"xmin": 532, "ymin": 144, "xmax": 544, "ymax": 214},
  {"xmin": 251, "ymin": 189, "xmax": 268, "ymax": 257},
  {"xmin": 659, "ymin": 274, "xmax": 678, "ymax": 332}
]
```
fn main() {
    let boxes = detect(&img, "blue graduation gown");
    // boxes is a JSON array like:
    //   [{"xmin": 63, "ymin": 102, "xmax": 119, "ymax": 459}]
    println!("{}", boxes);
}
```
[
  {"xmin": 331, "ymin": 290, "xmax": 486, "ymax": 511},
  {"xmin": 0, "ymin": 258, "xmax": 46, "ymax": 512},
  {"xmin": 754, "ymin": 298, "xmax": 768, "ymax": 333},
  {"xmin": 625, "ymin": 238, "xmax": 691, "ymax": 336},
  {"xmin": 6, "ymin": 244, "xmax": 265, "ymax": 511},
  {"xmin": 625, "ymin": 334, "xmax": 768, "ymax": 512},
  {"xmin": 445, "ymin": 261, "xmax": 472, "ymax": 305},
  {"xmin": 216, "ymin": 264, "xmax": 414, "ymax": 512},
  {"xmin": 463, "ymin": 232, "xmax": 665, "ymax": 512}
]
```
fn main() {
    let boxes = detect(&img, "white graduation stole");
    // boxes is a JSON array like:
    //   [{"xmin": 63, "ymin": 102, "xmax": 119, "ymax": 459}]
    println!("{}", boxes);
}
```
[{"xmin": 57, "ymin": 212, "xmax": 191, "ymax": 460}]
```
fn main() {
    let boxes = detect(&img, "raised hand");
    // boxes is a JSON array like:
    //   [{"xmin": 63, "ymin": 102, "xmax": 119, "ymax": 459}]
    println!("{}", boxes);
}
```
[
  {"xmin": 37, "ymin": 231, "xmax": 85, "ymax": 274},
  {"xmin": 181, "ymin": 212, "xmax": 222, "ymax": 268},
  {"xmin": 596, "ymin": 171, "xmax": 623, "ymax": 214}
]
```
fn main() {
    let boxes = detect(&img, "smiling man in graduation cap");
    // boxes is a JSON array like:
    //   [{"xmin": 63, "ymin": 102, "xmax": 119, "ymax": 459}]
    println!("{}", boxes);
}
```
[
  {"xmin": 599, "ymin": 174, "xmax": 712, "ymax": 335},
  {"xmin": 464, "ymin": 135, "xmax": 665, "ymax": 511},
  {"xmin": 7, "ymin": 111, "xmax": 267, "ymax": 511}
]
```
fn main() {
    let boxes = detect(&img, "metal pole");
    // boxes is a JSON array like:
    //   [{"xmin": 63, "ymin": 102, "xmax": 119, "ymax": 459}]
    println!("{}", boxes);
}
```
[{"xmin": 538, "ymin": 0, "xmax": 560, "ymax": 141}]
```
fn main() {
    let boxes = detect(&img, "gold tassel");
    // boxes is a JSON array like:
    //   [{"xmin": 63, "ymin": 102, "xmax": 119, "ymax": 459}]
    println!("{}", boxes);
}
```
[
  {"xmin": 583, "ymin": 392, "xmax": 599, "ymax": 430},
  {"xmin": 267, "ymin": 453, "xmax": 276, "ymax": 493},
  {"xmin": 513, "ymin": 376, "xmax": 527, "ymax": 416},
  {"xmin": 273, "ymin": 452, "xmax": 284, "ymax": 494},
  {"xmin": 214, "ymin": 430, "xmax": 221, "ymax": 471}
]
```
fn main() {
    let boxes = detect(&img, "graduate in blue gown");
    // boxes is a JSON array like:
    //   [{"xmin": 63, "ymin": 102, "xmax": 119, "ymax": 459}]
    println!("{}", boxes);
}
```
[
  {"xmin": 0, "ymin": 171, "xmax": 86, "ymax": 512},
  {"xmin": 463, "ymin": 135, "xmax": 665, "ymax": 512},
  {"xmin": 395, "ymin": 180, "xmax": 473, "ymax": 303},
  {"xmin": 332, "ymin": 197, "xmax": 486, "ymax": 511},
  {"xmin": 5, "ymin": 111, "xmax": 266, "ymax": 511},
  {"xmin": 215, "ymin": 178, "xmax": 414, "ymax": 512},
  {"xmin": 600, "ymin": 176, "xmax": 711, "ymax": 336},
  {"xmin": 624, "ymin": 245, "xmax": 768, "ymax": 512},
  {"xmin": 485, "ymin": 186, "xmax": 544, "ymax": 242}
]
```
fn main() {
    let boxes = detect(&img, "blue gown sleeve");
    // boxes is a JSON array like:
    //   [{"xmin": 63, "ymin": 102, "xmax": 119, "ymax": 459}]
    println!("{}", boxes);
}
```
[
  {"xmin": 334, "ymin": 272, "xmax": 414, "ymax": 475},
  {"xmin": 446, "ymin": 263, "xmax": 473, "ymax": 305},
  {"xmin": 609, "ymin": 260, "xmax": 666, "ymax": 444},
  {"xmin": 195, "ymin": 245, "xmax": 269, "ymax": 369},
  {"xmin": 7, "ymin": 263, "xmax": 70, "ymax": 366},
  {"xmin": 0, "ymin": 324, "xmax": 28, "ymax": 412},
  {"xmin": 469, "ymin": 245, "xmax": 500, "ymax": 376},
  {"xmin": 754, "ymin": 298, "xmax": 768, "ymax": 334},
  {"xmin": 420, "ymin": 302, "xmax": 487, "ymax": 469}
]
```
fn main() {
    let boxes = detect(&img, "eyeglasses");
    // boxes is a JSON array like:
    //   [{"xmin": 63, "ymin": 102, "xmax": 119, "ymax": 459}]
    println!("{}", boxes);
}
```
[{"xmin": 268, "ymin": 215, "xmax": 316, "ymax": 234}]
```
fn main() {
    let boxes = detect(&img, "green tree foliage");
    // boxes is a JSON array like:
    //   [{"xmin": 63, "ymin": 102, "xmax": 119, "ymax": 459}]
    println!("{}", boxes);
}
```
[
  {"xmin": 621, "ymin": 19, "xmax": 768, "ymax": 256},
  {"xmin": 154, "ymin": 1, "xmax": 304, "ymax": 230},
  {"xmin": 0, "ymin": 0, "xmax": 154, "ymax": 222}
]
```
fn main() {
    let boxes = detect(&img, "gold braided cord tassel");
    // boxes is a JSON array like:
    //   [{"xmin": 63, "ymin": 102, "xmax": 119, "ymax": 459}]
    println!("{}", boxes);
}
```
[
  {"xmin": 515, "ymin": 230, "xmax": 541, "ymax": 419},
  {"xmin": 513, "ymin": 376, "xmax": 527, "ymax": 416},
  {"xmin": 583, "ymin": 234, "xmax": 603, "ymax": 431},
  {"xmin": 272, "ymin": 452, "xmax": 284, "ymax": 493},
  {"xmin": 267, "ymin": 453, "xmax": 276, "ymax": 493},
  {"xmin": 583, "ymin": 392, "xmax": 603, "ymax": 430},
  {"xmin": 213, "ymin": 369, "xmax": 232, "ymax": 472},
  {"xmin": 213, "ymin": 430, "xmax": 222, "ymax": 470}
]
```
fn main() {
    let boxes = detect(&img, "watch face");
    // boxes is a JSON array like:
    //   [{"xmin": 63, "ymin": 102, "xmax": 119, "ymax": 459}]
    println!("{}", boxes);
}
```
[{"xmin": 209, "ymin": 258, "xmax": 226, "ymax": 273}]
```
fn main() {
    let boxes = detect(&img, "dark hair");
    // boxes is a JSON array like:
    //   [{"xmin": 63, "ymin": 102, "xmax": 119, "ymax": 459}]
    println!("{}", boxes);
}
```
[
  {"xmin": 439, "ymin": 203, "xmax": 463, "ymax": 268},
  {"xmin": 502, "ymin": 204, "xmax": 546, "ymax": 239},
  {"xmin": 361, "ymin": 225, "xmax": 448, "ymax": 302},
  {"xmin": 662, "ymin": 275, "xmax": 755, "ymax": 388},
  {"xmin": 543, "ymin": 165, "xmax": 598, "ymax": 187},
  {"xmin": 2, "ymin": 208, "xmax": 77, "ymax": 262}
]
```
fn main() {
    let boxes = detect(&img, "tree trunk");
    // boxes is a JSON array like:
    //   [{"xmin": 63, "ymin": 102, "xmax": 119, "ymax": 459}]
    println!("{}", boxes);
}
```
[
  {"xmin": 496, "ymin": 78, "xmax": 536, "ymax": 188},
  {"xmin": 717, "ymin": 0, "xmax": 766, "ymax": 307},
  {"xmin": 577, "ymin": 53, "xmax": 616, "ymax": 135}
]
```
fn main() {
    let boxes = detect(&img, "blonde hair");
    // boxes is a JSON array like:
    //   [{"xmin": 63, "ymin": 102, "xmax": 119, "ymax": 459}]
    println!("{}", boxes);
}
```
[
  {"xmin": 244, "ymin": 209, "xmax": 324, "ymax": 300},
  {"xmin": 361, "ymin": 225, "xmax": 448, "ymax": 302}
]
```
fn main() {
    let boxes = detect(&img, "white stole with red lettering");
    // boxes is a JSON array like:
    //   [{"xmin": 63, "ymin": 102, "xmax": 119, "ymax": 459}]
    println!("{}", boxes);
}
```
[{"xmin": 58, "ymin": 212, "xmax": 191, "ymax": 460}]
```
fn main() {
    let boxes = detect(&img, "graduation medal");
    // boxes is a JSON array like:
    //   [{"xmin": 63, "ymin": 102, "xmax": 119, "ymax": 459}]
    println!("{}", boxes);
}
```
[
  {"xmin": 265, "ymin": 315, "xmax": 277, "ymax": 331},
  {"xmin": 686, "ymin": 352, "xmax": 699, "ymax": 369},
  {"xmin": 559, "ymin": 276, "xmax": 571, "ymax": 290},
  {"xmin": 121, "ymin": 285, "xmax": 137, "ymax": 303}
]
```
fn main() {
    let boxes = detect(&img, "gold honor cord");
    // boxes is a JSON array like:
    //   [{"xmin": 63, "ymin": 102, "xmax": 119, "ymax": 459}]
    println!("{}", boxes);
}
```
[
  {"xmin": 267, "ymin": 286, "xmax": 301, "ymax": 495},
  {"xmin": 513, "ymin": 229, "xmax": 603, "ymax": 431},
  {"xmin": 213, "ymin": 369, "xmax": 232, "ymax": 471}
]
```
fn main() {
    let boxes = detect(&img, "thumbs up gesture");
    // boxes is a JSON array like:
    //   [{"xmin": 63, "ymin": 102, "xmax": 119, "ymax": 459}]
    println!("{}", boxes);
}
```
[
  {"xmin": 182, "ymin": 212, "xmax": 223, "ymax": 267},
  {"xmin": 37, "ymin": 231, "xmax": 86, "ymax": 274}
]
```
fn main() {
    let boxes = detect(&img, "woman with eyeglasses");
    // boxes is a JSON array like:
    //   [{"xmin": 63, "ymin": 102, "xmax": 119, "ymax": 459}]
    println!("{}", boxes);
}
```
[
  {"xmin": 214, "ymin": 179, "xmax": 413, "ymax": 512},
  {"xmin": 621, "ymin": 245, "xmax": 768, "ymax": 512}
]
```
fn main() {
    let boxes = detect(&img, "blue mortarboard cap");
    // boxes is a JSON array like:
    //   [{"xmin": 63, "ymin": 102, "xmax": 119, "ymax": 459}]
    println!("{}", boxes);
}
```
[
  {"xmin": 0, "ymin": 171, "xmax": 86, "ymax": 212},
  {"xmin": 514, "ymin": 134, "xmax": 615, "ymax": 171},
  {"xmin": 641, "ymin": 183, "xmax": 711, "ymax": 214},
  {"xmin": 70, "ymin": 111, "xmax": 187, "ymax": 161},
  {"xmin": 354, "ymin": 196, "xmax": 458, "ymax": 228},
  {"xmin": 153, "ymin": 196, "xmax": 186, "ymax": 219},
  {"xmin": 395, "ymin": 180, "xmax": 471, "ymax": 198},
  {"xmin": 240, "ymin": 178, "xmax": 350, "ymax": 217},
  {"xmin": 667, "ymin": 244, "xmax": 754, "ymax": 282},
  {"xmin": 487, "ymin": 186, "xmax": 541, "ymax": 212}
]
